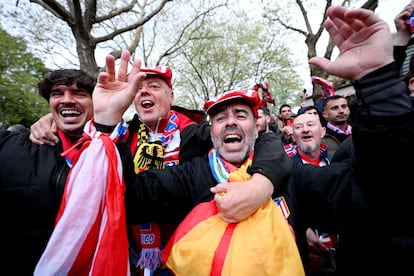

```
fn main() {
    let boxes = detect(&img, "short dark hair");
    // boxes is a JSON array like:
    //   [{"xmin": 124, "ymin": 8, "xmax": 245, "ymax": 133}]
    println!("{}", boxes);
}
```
[
  {"xmin": 278, "ymin": 104, "xmax": 291, "ymax": 114},
  {"xmin": 259, "ymin": 106, "xmax": 270, "ymax": 116},
  {"xmin": 297, "ymin": 105, "xmax": 326, "ymax": 127},
  {"xmin": 322, "ymin": 95, "xmax": 346, "ymax": 111},
  {"xmin": 38, "ymin": 69, "xmax": 96, "ymax": 102},
  {"xmin": 297, "ymin": 105, "xmax": 319, "ymax": 115}
]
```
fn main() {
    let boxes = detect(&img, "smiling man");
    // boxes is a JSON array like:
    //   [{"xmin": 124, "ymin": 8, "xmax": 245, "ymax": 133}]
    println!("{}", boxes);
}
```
[
  {"xmin": 28, "ymin": 65, "xmax": 282, "ymax": 275},
  {"xmin": 288, "ymin": 113, "xmax": 329, "ymax": 167},
  {"xmin": 0, "ymin": 69, "xmax": 96, "ymax": 274},
  {"xmin": 39, "ymin": 69, "xmax": 95, "ymax": 139},
  {"xmin": 90, "ymin": 85, "xmax": 303, "ymax": 275}
]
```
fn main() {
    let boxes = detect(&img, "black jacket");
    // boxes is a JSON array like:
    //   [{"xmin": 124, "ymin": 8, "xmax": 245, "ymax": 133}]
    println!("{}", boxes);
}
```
[
  {"xmin": 123, "ymin": 131, "xmax": 291, "ymax": 224},
  {"xmin": 0, "ymin": 119, "xmax": 288, "ymax": 275},
  {"xmin": 0, "ymin": 131, "xmax": 69, "ymax": 275}
]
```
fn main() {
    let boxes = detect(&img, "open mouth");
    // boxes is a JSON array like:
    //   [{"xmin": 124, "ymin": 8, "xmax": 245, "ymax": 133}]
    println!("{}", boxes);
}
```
[
  {"xmin": 224, "ymin": 134, "xmax": 242, "ymax": 143},
  {"xmin": 301, "ymin": 135, "xmax": 313, "ymax": 141},
  {"xmin": 60, "ymin": 109, "xmax": 81, "ymax": 117},
  {"xmin": 141, "ymin": 100, "xmax": 154, "ymax": 108}
]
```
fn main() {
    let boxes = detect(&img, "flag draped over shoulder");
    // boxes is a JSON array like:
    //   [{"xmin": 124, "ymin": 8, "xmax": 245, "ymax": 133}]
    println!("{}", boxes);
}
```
[
  {"xmin": 162, "ymin": 149, "xmax": 305, "ymax": 276},
  {"xmin": 34, "ymin": 120, "xmax": 130, "ymax": 276}
]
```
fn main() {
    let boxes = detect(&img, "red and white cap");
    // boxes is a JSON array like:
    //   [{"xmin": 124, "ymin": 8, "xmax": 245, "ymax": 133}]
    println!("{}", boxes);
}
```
[
  {"xmin": 140, "ymin": 66, "xmax": 173, "ymax": 89},
  {"xmin": 203, "ymin": 89, "xmax": 260, "ymax": 117}
]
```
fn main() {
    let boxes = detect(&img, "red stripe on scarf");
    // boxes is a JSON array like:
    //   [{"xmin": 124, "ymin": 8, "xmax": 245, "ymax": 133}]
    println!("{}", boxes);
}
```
[
  {"xmin": 162, "ymin": 201, "xmax": 219, "ymax": 259},
  {"xmin": 68, "ymin": 210, "xmax": 102, "ymax": 275},
  {"xmin": 92, "ymin": 136, "xmax": 128, "ymax": 275},
  {"xmin": 210, "ymin": 223, "xmax": 237, "ymax": 276}
]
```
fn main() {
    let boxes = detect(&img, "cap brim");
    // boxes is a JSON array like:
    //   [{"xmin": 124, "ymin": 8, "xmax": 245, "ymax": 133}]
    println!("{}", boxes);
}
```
[{"xmin": 206, "ymin": 96, "xmax": 251, "ymax": 115}]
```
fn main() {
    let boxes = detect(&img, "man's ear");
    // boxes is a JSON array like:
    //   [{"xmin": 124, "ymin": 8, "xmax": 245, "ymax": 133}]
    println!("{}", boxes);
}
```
[
  {"xmin": 255, "ymin": 120, "xmax": 260, "ymax": 138},
  {"xmin": 169, "ymin": 90, "xmax": 174, "ymax": 106},
  {"xmin": 321, "ymin": 126, "xmax": 326, "ymax": 138}
]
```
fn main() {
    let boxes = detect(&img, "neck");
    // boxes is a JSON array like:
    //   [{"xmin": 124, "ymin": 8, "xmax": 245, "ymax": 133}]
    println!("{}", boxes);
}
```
[
  {"xmin": 329, "ymin": 121, "xmax": 347, "ymax": 130},
  {"xmin": 145, "ymin": 111, "xmax": 172, "ymax": 133}
]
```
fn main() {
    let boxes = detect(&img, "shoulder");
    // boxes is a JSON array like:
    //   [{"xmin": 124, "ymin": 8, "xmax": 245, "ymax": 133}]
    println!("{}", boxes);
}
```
[{"xmin": 322, "ymin": 134, "xmax": 340, "ymax": 147}]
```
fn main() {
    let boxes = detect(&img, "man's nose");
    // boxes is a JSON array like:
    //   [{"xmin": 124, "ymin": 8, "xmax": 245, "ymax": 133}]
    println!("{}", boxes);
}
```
[{"xmin": 61, "ymin": 91, "xmax": 76, "ymax": 102}]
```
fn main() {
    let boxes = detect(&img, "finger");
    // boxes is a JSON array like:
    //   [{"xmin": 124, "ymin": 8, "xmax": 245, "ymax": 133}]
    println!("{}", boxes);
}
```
[
  {"xmin": 118, "ymin": 49, "xmax": 130, "ymax": 82},
  {"xmin": 128, "ymin": 58, "xmax": 142, "ymax": 82},
  {"xmin": 97, "ymin": 72, "xmax": 110, "ymax": 85},
  {"xmin": 51, "ymin": 122, "xmax": 59, "ymax": 143},
  {"xmin": 127, "ymin": 72, "xmax": 146, "ymax": 101},
  {"xmin": 217, "ymin": 212, "xmax": 239, "ymax": 224},
  {"xmin": 309, "ymin": 56, "xmax": 332, "ymax": 73},
  {"xmin": 29, "ymin": 133, "xmax": 44, "ymax": 145},
  {"xmin": 105, "ymin": 54, "xmax": 116, "ymax": 82},
  {"xmin": 211, "ymin": 183, "xmax": 228, "ymax": 193},
  {"xmin": 29, "ymin": 132, "xmax": 56, "ymax": 146},
  {"xmin": 42, "ymin": 139, "xmax": 57, "ymax": 146},
  {"xmin": 344, "ymin": 7, "xmax": 382, "ymax": 28},
  {"xmin": 45, "ymin": 132, "xmax": 58, "ymax": 145},
  {"xmin": 29, "ymin": 125, "xmax": 53, "ymax": 145}
]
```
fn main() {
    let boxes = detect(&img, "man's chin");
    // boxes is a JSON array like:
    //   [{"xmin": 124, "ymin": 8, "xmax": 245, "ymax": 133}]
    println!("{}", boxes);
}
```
[
  {"xmin": 218, "ymin": 148, "xmax": 248, "ymax": 164},
  {"xmin": 59, "ymin": 123, "xmax": 84, "ymax": 137}
]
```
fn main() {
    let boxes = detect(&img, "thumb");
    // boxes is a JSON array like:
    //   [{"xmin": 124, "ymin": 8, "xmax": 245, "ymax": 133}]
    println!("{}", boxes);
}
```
[
  {"xmin": 210, "ymin": 183, "xmax": 227, "ymax": 194},
  {"xmin": 127, "ymin": 72, "xmax": 146, "ymax": 102},
  {"xmin": 309, "ymin": 56, "xmax": 332, "ymax": 73}
]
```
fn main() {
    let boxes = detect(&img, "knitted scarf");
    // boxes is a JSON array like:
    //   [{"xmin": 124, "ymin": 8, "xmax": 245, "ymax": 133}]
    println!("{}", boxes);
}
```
[
  {"xmin": 130, "ymin": 114, "xmax": 179, "ymax": 272},
  {"xmin": 327, "ymin": 122, "xmax": 352, "ymax": 135},
  {"xmin": 34, "ymin": 120, "xmax": 130, "ymax": 276}
]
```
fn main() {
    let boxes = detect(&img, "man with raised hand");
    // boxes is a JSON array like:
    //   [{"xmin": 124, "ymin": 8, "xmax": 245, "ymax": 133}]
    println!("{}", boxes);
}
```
[{"xmin": 267, "ymin": 6, "xmax": 414, "ymax": 275}]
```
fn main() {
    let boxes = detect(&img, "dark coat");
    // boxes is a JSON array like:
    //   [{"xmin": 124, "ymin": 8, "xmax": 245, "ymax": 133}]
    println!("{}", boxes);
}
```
[
  {"xmin": 0, "ymin": 131, "xmax": 69, "ymax": 275},
  {"xmin": 123, "ymin": 132, "xmax": 291, "ymax": 224},
  {"xmin": 0, "ymin": 118, "xmax": 288, "ymax": 275}
]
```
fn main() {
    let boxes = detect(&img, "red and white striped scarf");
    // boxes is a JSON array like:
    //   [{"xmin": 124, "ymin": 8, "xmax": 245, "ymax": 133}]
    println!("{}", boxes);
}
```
[{"xmin": 34, "ymin": 120, "xmax": 130, "ymax": 276}]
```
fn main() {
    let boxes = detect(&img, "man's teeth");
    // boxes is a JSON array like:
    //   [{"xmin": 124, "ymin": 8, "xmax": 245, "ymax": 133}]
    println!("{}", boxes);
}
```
[
  {"xmin": 224, "ymin": 134, "xmax": 241, "ymax": 143},
  {"xmin": 61, "ymin": 110, "xmax": 80, "ymax": 116}
]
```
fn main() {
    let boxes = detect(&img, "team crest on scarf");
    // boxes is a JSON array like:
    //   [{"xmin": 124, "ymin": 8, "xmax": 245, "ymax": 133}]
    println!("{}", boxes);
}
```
[
  {"xmin": 274, "ymin": 196, "xmax": 290, "ymax": 219},
  {"xmin": 131, "ymin": 114, "xmax": 179, "ymax": 273}
]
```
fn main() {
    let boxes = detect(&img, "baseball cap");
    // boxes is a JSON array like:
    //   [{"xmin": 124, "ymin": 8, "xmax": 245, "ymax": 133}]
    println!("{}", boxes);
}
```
[
  {"xmin": 140, "ymin": 66, "xmax": 173, "ymax": 89},
  {"xmin": 203, "ymin": 89, "xmax": 260, "ymax": 117}
]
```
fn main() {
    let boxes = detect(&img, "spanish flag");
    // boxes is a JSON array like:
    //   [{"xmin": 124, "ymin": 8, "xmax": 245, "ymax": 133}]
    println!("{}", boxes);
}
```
[{"xmin": 162, "ymin": 149, "xmax": 304, "ymax": 276}]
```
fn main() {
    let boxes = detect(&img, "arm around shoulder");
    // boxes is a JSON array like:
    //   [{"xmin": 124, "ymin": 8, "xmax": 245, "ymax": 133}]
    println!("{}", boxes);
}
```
[{"xmin": 248, "ymin": 132, "xmax": 293, "ymax": 188}]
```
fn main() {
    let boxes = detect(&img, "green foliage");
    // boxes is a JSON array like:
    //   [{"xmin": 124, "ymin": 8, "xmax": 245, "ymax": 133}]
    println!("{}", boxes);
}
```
[
  {"xmin": 0, "ymin": 28, "xmax": 49, "ymax": 130},
  {"xmin": 172, "ymin": 9, "xmax": 303, "ymax": 110}
]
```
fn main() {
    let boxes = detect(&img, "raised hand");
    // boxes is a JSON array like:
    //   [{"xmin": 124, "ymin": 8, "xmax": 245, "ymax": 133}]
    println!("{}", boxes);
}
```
[
  {"xmin": 309, "ymin": 6, "xmax": 394, "ymax": 80},
  {"xmin": 93, "ymin": 49, "xmax": 146, "ymax": 125},
  {"xmin": 394, "ymin": 0, "xmax": 414, "ymax": 46}
]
